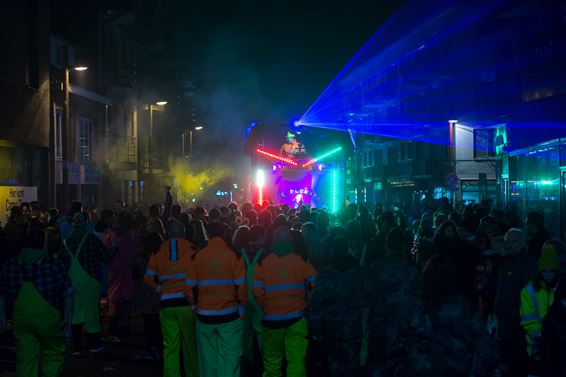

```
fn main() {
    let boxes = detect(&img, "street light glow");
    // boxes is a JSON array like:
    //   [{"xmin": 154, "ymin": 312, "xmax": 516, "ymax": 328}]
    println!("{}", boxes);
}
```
[
  {"xmin": 195, "ymin": 126, "xmax": 203, "ymax": 130},
  {"xmin": 156, "ymin": 101, "xmax": 168, "ymax": 106},
  {"xmin": 73, "ymin": 66, "xmax": 88, "ymax": 71}
]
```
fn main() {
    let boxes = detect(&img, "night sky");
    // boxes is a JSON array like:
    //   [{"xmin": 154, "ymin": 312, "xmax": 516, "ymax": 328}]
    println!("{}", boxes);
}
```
[{"xmin": 176, "ymin": 0, "xmax": 402, "ymax": 131}]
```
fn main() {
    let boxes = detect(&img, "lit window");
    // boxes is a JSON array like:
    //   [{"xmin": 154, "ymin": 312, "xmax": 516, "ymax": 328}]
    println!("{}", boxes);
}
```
[{"xmin": 79, "ymin": 118, "xmax": 93, "ymax": 161}]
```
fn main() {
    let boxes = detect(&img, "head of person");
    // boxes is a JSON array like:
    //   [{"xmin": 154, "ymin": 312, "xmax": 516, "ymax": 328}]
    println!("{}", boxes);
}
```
[
  {"xmin": 258, "ymin": 210, "xmax": 273, "ymax": 227},
  {"xmin": 114, "ymin": 212, "xmax": 133, "ymax": 235},
  {"xmin": 526, "ymin": 212, "xmax": 545, "ymax": 237},
  {"xmin": 114, "ymin": 199, "xmax": 125, "ymax": 213},
  {"xmin": 434, "ymin": 220, "xmax": 459, "ymax": 242},
  {"xmin": 100, "ymin": 209, "xmax": 115, "ymax": 225},
  {"xmin": 167, "ymin": 220, "xmax": 186, "ymax": 239},
  {"xmin": 165, "ymin": 185, "xmax": 171, "ymax": 192},
  {"xmin": 316, "ymin": 211, "xmax": 330, "ymax": 232},
  {"xmin": 286, "ymin": 132, "xmax": 296, "ymax": 143},
  {"xmin": 271, "ymin": 226, "xmax": 295, "ymax": 257},
  {"xmin": 347, "ymin": 203, "xmax": 358, "ymax": 220},
  {"xmin": 30, "ymin": 201, "xmax": 41, "ymax": 218},
  {"xmin": 38, "ymin": 211, "xmax": 51, "ymax": 226},
  {"xmin": 171, "ymin": 204, "xmax": 182, "ymax": 219},
  {"xmin": 68, "ymin": 201, "xmax": 83, "ymax": 217},
  {"xmin": 149, "ymin": 204, "xmax": 160, "ymax": 218},
  {"xmin": 328, "ymin": 235, "xmax": 357, "ymax": 271},
  {"xmin": 207, "ymin": 221, "xmax": 226, "ymax": 240},
  {"xmin": 433, "ymin": 212, "xmax": 448, "ymax": 230},
  {"xmin": 386, "ymin": 227, "xmax": 408, "ymax": 257},
  {"xmin": 72, "ymin": 212, "xmax": 88, "ymax": 228},
  {"xmin": 419, "ymin": 213, "xmax": 434, "ymax": 237},
  {"xmin": 537, "ymin": 244, "xmax": 560, "ymax": 288},
  {"xmin": 420, "ymin": 254, "xmax": 458, "ymax": 304},
  {"xmin": 232, "ymin": 225, "xmax": 251, "ymax": 252},
  {"xmin": 377, "ymin": 211, "xmax": 395, "ymax": 233},
  {"xmin": 479, "ymin": 216, "xmax": 499, "ymax": 236},
  {"xmin": 344, "ymin": 219, "xmax": 362, "ymax": 242},
  {"xmin": 504, "ymin": 228, "xmax": 527, "ymax": 254},
  {"xmin": 22, "ymin": 228, "xmax": 45, "ymax": 251},
  {"xmin": 543, "ymin": 239, "xmax": 566, "ymax": 258},
  {"xmin": 449, "ymin": 210, "xmax": 462, "ymax": 226},
  {"xmin": 249, "ymin": 224, "xmax": 266, "ymax": 250},
  {"xmin": 228, "ymin": 201, "xmax": 239, "ymax": 213},
  {"xmin": 209, "ymin": 208, "xmax": 222, "ymax": 222}
]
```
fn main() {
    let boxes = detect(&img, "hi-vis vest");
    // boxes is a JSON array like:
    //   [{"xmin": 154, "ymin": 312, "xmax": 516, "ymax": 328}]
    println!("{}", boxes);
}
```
[
  {"xmin": 189, "ymin": 237, "xmax": 247, "ymax": 318},
  {"xmin": 519, "ymin": 280, "xmax": 555, "ymax": 355},
  {"xmin": 145, "ymin": 239, "xmax": 196, "ymax": 308},
  {"xmin": 253, "ymin": 252, "xmax": 316, "ymax": 322}
]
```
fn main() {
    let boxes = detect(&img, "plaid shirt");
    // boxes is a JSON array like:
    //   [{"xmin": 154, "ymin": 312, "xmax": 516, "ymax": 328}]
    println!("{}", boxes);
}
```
[
  {"xmin": 60, "ymin": 235, "xmax": 115, "ymax": 282},
  {"xmin": 0, "ymin": 254, "xmax": 70, "ymax": 313}
]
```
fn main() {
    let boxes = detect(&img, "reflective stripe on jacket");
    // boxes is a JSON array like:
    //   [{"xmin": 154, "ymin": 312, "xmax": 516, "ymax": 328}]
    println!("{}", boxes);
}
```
[
  {"xmin": 144, "ymin": 239, "xmax": 196, "ymax": 308},
  {"xmin": 253, "ymin": 252, "xmax": 316, "ymax": 322},
  {"xmin": 520, "ymin": 280, "xmax": 555, "ymax": 355},
  {"xmin": 190, "ymin": 237, "xmax": 247, "ymax": 318}
]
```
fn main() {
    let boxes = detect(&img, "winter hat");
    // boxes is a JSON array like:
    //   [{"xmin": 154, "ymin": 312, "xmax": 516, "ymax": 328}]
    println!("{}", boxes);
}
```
[
  {"xmin": 538, "ymin": 245, "xmax": 560, "ymax": 271},
  {"xmin": 72, "ymin": 212, "xmax": 87, "ymax": 227}
]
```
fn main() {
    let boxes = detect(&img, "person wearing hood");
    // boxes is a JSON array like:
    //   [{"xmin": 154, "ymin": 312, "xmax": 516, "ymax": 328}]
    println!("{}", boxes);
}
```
[
  {"xmin": 60, "ymin": 212, "xmax": 116, "ymax": 355},
  {"xmin": 0, "ymin": 228, "xmax": 71, "ymax": 376},
  {"xmin": 253, "ymin": 226, "xmax": 317, "ymax": 377},
  {"xmin": 495, "ymin": 228, "xmax": 537, "ymax": 377},
  {"xmin": 520, "ymin": 244, "xmax": 561, "ymax": 375},
  {"xmin": 57, "ymin": 201, "xmax": 94, "ymax": 240},
  {"xmin": 308, "ymin": 235, "xmax": 366, "ymax": 377}
]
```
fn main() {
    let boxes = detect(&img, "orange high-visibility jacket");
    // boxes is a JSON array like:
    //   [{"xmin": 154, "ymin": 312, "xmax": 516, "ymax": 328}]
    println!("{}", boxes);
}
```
[
  {"xmin": 253, "ymin": 252, "xmax": 316, "ymax": 322},
  {"xmin": 189, "ymin": 237, "xmax": 247, "ymax": 319},
  {"xmin": 144, "ymin": 238, "xmax": 196, "ymax": 308}
]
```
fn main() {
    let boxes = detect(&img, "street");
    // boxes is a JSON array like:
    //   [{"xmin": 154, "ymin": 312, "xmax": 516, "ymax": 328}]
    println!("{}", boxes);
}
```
[{"xmin": 0, "ymin": 317, "xmax": 161, "ymax": 377}]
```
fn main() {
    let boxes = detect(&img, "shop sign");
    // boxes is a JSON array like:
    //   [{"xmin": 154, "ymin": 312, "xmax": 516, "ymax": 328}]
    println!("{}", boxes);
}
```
[{"xmin": 0, "ymin": 186, "xmax": 37, "ymax": 225}]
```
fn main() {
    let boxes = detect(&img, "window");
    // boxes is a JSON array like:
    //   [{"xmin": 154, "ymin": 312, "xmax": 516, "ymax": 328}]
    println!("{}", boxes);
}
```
[
  {"xmin": 474, "ymin": 128, "xmax": 495, "ymax": 158},
  {"xmin": 54, "ymin": 109, "xmax": 63, "ymax": 159},
  {"xmin": 78, "ymin": 118, "xmax": 92, "ymax": 161}
]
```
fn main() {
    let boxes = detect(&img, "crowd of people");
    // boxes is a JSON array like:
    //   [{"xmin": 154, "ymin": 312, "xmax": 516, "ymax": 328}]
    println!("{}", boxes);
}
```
[{"xmin": 1, "ymin": 192, "xmax": 566, "ymax": 377}]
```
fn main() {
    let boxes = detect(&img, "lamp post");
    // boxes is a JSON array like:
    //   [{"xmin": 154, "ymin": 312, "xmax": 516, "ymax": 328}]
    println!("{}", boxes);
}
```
[
  {"xmin": 191, "ymin": 125, "xmax": 203, "ymax": 157},
  {"xmin": 183, "ymin": 125, "xmax": 203, "ymax": 158},
  {"xmin": 147, "ymin": 100, "xmax": 167, "ymax": 175},
  {"xmin": 61, "ymin": 62, "xmax": 88, "ymax": 208}
]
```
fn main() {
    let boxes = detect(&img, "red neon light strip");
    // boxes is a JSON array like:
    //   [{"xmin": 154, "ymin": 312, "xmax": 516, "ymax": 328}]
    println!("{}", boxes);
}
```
[
  {"xmin": 302, "ymin": 159, "xmax": 317, "ymax": 168},
  {"xmin": 256, "ymin": 148, "xmax": 298, "ymax": 166}
]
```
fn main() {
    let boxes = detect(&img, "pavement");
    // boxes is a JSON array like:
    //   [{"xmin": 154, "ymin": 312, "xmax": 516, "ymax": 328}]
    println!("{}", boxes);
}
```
[{"xmin": 0, "ymin": 316, "xmax": 163, "ymax": 377}]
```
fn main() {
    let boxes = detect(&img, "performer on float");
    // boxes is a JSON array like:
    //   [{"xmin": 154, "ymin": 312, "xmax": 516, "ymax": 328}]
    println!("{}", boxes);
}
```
[{"xmin": 280, "ymin": 132, "xmax": 307, "ymax": 159}]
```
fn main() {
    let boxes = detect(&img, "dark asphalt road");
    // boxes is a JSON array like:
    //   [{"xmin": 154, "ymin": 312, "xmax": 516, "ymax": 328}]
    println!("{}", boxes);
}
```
[{"xmin": 0, "ymin": 316, "xmax": 163, "ymax": 377}]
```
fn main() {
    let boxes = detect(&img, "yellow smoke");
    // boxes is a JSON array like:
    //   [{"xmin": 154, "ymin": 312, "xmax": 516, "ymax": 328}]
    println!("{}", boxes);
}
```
[{"xmin": 168, "ymin": 157, "xmax": 230, "ymax": 200}]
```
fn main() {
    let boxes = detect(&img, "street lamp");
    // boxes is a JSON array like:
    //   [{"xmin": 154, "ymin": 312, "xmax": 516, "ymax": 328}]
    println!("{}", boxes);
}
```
[
  {"xmin": 61, "ymin": 61, "xmax": 88, "ymax": 208},
  {"xmin": 182, "ymin": 126, "xmax": 204, "ymax": 158},
  {"xmin": 146, "ymin": 101, "xmax": 167, "ymax": 175}
]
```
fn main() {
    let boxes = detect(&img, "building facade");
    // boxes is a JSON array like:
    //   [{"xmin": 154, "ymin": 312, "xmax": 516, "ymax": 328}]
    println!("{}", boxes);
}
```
[
  {"xmin": 306, "ymin": 0, "xmax": 566, "ymax": 231},
  {"xmin": 0, "ymin": 1, "xmax": 51, "ymax": 221}
]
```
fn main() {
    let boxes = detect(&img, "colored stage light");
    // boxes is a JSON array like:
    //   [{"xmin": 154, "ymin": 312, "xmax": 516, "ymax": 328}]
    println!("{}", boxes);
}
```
[
  {"xmin": 302, "ymin": 146, "xmax": 342, "ymax": 168},
  {"xmin": 331, "ymin": 169, "xmax": 339, "ymax": 214},
  {"xmin": 256, "ymin": 148, "xmax": 298, "ymax": 166},
  {"xmin": 256, "ymin": 170, "xmax": 265, "ymax": 205}
]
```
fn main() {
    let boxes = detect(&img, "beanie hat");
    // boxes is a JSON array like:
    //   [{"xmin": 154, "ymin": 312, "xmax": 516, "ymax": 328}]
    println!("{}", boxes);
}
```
[
  {"xmin": 72, "ymin": 212, "xmax": 87, "ymax": 226},
  {"xmin": 538, "ymin": 245, "xmax": 560, "ymax": 271}
]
